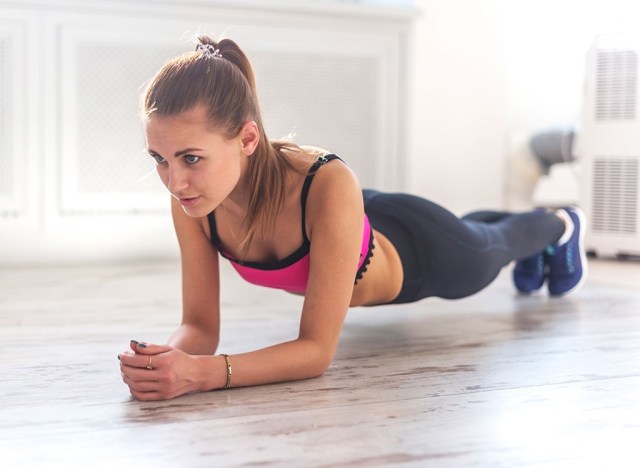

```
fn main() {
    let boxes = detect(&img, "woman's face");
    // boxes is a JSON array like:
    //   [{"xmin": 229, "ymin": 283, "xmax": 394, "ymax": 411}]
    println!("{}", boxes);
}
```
[{"xmin": 144, "ymin": 106, "xmax": 246, "ymax": 217}]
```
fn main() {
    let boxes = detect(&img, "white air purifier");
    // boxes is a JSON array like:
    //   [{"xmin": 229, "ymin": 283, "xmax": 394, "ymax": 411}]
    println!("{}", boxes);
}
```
[{"xmin": 577, "ymin": 34, "xmax": 640, "ymax": 258}]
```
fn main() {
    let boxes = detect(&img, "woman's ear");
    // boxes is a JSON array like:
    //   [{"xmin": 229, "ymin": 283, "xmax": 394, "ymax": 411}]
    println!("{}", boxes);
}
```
[{"xmin": 239, "ymin": 120, "xmax": 260, "ymax": 156}]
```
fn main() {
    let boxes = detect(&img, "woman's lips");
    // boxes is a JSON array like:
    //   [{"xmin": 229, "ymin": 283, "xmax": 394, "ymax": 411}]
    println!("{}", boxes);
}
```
[{"xmin": 178, "ymin": 196, "xmax": 200, "ymax": 207}]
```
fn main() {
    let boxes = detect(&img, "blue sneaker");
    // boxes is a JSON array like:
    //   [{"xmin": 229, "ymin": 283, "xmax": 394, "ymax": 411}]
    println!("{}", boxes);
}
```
[
  {"xmin": 545, "ymin": 207, "xmax": 588, "ymax": 296},
  {"xmin": 513, "ymin": 252, "xmax": 546, "ymax": 294}
]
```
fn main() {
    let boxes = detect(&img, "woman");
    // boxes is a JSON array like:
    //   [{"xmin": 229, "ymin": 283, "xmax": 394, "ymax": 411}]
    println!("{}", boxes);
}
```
[{"xmin": 119, "ymin": 37, "xmax": 586, "ymax": 401}]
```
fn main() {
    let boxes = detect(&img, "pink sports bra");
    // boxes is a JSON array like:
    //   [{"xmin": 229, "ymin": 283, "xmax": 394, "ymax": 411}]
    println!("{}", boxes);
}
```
[{"xmin": 207, "ymin": 154, "xmax": 375, "ymax": 293}]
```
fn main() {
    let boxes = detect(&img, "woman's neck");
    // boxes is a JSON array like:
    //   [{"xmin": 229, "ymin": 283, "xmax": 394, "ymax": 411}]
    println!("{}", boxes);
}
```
[{"xmin": 220, "ymin": 158, "xmax": 252, "ymax": 216}]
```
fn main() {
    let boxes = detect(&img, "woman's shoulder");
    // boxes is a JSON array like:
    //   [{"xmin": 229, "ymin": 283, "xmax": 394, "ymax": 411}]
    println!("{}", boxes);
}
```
[
  {"xmin": 304, "ymin": 155, "xmax": 362, "ymax": 216},
  {"xmin": 279, "ymin": 144, "xmax": 328, "ymax": 169},
  {"xmin": 281, "ymin": 145, "xmax": 350, "ymax": 173},
  {"xmin": 276, "ymin": 143, "xmax": 361, "ymax": 198}
]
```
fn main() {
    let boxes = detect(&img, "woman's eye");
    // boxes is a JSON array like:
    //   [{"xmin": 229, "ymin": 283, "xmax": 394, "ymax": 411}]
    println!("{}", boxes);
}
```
[
  {"xmin": 151, "ymin": 154, "xmax": 166, "ymax": 164},
  {"xmin": 184, "ymin": 155, "xmax": 201, "ymax": 164}
]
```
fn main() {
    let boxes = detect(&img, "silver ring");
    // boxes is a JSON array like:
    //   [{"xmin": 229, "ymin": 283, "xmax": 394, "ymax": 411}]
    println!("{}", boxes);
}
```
[{"xmin": 146, "ymin": 355, "xmax": 153, "ymax": 370}]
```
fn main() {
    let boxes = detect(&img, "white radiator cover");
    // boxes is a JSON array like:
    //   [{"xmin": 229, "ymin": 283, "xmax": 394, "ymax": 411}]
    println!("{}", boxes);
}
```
[
  {"xmin": 0, "ymin": 0, "xmax": 412, "ymax": 264},
  {"xmin": 578, "ymin": 34, "xmax": 640, "ymax": 257}
]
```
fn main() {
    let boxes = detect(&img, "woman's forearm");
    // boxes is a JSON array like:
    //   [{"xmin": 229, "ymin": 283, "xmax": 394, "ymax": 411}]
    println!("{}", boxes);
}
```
[{"xmin": 199, "ymin": 338, "xmax": 333, "ymax": 391}]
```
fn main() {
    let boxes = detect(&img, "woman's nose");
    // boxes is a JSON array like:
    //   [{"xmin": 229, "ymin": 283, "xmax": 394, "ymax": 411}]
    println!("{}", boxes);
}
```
[{"xmin": 166, "ymin": 166, "xmax": 189, "ymax": 194}]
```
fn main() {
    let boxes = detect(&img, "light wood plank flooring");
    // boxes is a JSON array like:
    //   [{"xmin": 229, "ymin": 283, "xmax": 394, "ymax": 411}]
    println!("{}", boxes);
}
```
[{"xmin": 1, "ymin": 258, "xmax": 639, "ymax": 467}]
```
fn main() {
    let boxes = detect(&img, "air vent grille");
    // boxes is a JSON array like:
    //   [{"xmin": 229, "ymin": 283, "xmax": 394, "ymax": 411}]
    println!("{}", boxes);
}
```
[
  {"xmin": 595, "ymin": 50, "xmax": 637, "ymax": 121},
  {"xmin": 592, "ymin": 157, "xmax": 638, "ymax": 234}
]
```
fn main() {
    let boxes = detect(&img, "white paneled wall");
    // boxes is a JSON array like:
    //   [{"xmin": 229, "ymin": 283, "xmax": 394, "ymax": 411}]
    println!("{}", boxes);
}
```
[
  {"xmin": 0, "ymin": 0, "xmax": 412, "ymax": 265},
  {"xmin": 0, "ymin": 16, "xmax": 28, "ymax": 221}
]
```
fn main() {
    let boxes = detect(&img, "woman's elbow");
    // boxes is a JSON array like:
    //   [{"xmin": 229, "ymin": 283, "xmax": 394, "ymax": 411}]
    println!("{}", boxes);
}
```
[{"xmin": 308, "ymin": 347, "xmax": 335, "ymax": 378}]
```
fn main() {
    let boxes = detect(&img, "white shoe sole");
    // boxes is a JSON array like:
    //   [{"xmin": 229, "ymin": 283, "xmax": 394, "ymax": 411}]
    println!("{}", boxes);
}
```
[{"xmin": 552, "ymin": 206, "xmax": 588, "ymax": 296}]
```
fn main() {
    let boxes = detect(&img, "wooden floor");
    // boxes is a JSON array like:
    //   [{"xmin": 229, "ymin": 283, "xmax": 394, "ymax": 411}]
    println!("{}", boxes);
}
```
[{"xmin": 1, "ymin": 258, "xmax": 640, "ymax": 467}]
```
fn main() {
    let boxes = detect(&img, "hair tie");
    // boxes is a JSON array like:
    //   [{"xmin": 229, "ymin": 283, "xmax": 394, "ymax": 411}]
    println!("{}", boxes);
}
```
[{"xmin": 196, "ymin": 43, "xmax": 223, "ymax": 58}]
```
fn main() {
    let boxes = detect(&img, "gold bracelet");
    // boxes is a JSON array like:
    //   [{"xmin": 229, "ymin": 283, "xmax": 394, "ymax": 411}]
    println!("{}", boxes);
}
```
[{"xmin": 220, "ymin": 354, "xmax": 232, "ymax": 389}]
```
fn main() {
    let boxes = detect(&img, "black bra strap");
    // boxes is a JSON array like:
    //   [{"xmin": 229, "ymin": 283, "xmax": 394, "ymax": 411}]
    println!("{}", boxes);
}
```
[
  {"xmin": 300, "ymin": 154, "xmax": 343, "ymax": 242},
  {"xmin": 210, "ymin": 153, "xmax": 343, "ymax": 253}
]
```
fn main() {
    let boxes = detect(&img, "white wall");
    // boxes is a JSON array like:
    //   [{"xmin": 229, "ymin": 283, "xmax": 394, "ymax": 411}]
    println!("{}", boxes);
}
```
[
  {"xmin": 406, "ymin": 0, "xmax": 506, "ymax": 213},
  {"xmin": 503, "ymin": 0, "xmax": 640, "ymax": 134},
  {"xmin": 406, "ymin": 0, "xmax": 640, "ymax": 214}
]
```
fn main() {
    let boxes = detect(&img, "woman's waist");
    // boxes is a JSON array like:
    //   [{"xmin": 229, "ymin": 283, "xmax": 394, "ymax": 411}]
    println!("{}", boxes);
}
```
[{"xmin": 349, "ymin": 229, "xmax": 403, "ymax": 306}]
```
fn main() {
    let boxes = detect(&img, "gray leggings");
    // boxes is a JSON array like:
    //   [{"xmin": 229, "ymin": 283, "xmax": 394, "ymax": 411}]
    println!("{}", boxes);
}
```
[{"xmin": 363, "ymin": 190, "xmax": 565, "ymax": 303}]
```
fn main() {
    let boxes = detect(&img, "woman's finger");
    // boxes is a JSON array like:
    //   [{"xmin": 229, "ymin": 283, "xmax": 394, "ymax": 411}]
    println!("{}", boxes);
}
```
[
  {"xmin": 122, "ymin": 374, "xmax": 159, "ymax": 393},
  {"xmin": 129, "ymin": 388, "xmax": 165, "ymax": 401},
  {"xmin": 120, "ymin": 363, "xmax": 160, "ymax": 382},
  {"xmin": 119, "ymin": 352, "xmax": 160, "ymax": 370},
  {"xmin": 129, "ymin": 340, "xmax": 173, "ymax": 355}
]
